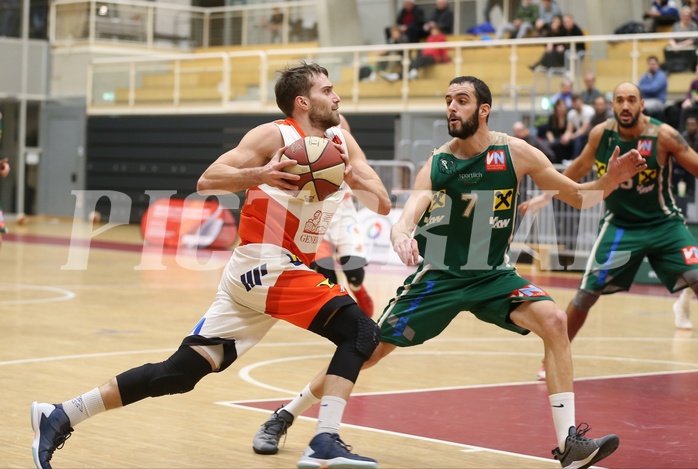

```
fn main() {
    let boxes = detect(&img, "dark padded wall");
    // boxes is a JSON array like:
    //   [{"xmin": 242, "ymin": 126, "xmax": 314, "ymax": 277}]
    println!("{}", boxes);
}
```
[{"xmin": 86, "ymin": 113, "xmax": 396, "ymax": 223}]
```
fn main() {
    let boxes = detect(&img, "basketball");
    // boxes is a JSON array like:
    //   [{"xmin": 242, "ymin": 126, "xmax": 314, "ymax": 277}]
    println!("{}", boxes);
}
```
[{"xmin": 281, "ymin": 136, "xmax": 345, "ymax": 201}]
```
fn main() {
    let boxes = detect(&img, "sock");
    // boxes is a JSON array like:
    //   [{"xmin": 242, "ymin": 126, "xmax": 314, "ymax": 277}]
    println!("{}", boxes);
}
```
[
  {"xmin": 315, "ymin": 395, "xmax": 346, "ymax": 436},
  {"xmin": 549, "ymin": 392, "xmax": 575, "ymax": 451},
  {"xmin": 61, "ymin": 388, "xmax": 106, "ymax": 426},
  {"xmin": 283, "ymin": 382, "xmax": 320, "ymax": 418}
]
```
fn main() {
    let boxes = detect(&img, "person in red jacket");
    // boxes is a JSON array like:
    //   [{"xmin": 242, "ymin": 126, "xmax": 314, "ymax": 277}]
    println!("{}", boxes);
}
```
[{"xmin": 380, "ymin": 25, "xmax": 450, "ymax": 82}]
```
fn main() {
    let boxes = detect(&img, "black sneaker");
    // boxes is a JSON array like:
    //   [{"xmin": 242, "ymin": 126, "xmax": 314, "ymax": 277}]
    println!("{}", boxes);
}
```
[
  {"xmin": 552, "ymin": 423, "xmax": 619, "ymax": 469},
  {"xmin": 31, "ymin": 402, "xmax": 74, "ymax": 469},
  {"xmin": 252, "ymin": 407, "xmax": 294, "ymax": 455},
  {"xmin": 297, "ymin": 432, "xmax": 377, "ymax": 469}
]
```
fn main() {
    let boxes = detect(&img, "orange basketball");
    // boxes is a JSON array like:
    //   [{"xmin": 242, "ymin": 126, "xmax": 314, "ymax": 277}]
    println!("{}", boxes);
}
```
[{"xmin": 281, "ymin": 136, "xmax": 345, "ymax": 201}]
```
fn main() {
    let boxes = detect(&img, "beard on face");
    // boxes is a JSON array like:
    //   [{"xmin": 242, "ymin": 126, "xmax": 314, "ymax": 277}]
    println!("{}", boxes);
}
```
[
  {"xmin": 614, "ymin": 108, "xmax": 641, "ymax": 129},
  {"xmin": 448, "ymin": 107, "xmax": 479, "ymax": 139},
  {"xmin": 309, "ymin": 104, "xmax": 340, "ymax": 130}
]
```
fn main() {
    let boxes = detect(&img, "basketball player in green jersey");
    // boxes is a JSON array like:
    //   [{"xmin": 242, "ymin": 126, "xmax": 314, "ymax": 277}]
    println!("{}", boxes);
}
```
[
  {"xmin": 521, "ymin": 81, "xmax": 698, "ymax": 379},
  {"xmin": 253, "ymin": 76, "xmax": 647, "ymax": 469}
]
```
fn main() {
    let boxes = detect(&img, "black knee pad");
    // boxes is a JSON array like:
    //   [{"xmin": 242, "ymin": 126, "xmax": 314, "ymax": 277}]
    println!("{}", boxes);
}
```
[
  {"xmin": 337, "ymin": 256, "xmax": 367, "ymax": 287},
  {"xmin": 116, "ymin": 346, "xmax": 213, "ymax": 406},
  {"xmin": 310, "ymin": 304, "xmax": 380, "ymax": 383},
  {"xmin": 312, "ymin": 260, "xmax": 339, "ymax": 285}
]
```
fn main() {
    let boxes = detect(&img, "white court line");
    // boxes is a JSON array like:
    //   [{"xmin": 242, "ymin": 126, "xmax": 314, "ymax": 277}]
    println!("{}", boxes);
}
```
[{"xmin": 0, "ymin": 283, "xmax": 76, "ymax": 305}]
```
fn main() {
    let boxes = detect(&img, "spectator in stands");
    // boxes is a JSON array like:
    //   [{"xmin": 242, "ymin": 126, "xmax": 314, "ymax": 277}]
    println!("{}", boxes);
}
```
[
  {"xmin": 590, "ymin": 95, "xmax": 613, "ymax": 128},
  {"xmin": 561, "ymin": 94, "xmax": 595, "ymax": 158},
  {"xmin": 380, "ymin": 25, "xmax": 450, "ymax": 82},
  {"xmin": 0, "ymin": 0, "xmax": 19, "ymax": 37},
  {"xmin": 424, "ymin": 0, "xmax": 453, "ymax": 35},
  {"xmin": 674, "ymin": 115, "xmax": 698, "ymax": 198},
  {"xmin": 262, "ymin": 7, "xmax": 284, "ymax": 43},
  {"xmin": 687, "ymin": 0, "xmax": 698, "ymax": 24},
  {"xmin": 580, "ymin": 72, "xmax": 603, "ymax": 105},
  {"xmin": 678, "ymin": 64, "xmax": 698, "ymax": 130},
  {"xmin": 534, "ymin": 0, "xmax": 563, "ymax": 36},
  {"xmin": 513, "ymin": 121, "xmax": 557, "ymax": 162},
  {"xmin": 550, "ymin": 78, "xmax": 574, "ymax": 108},
  {"xmin": 668, "ymin": 6, "xmax": 698, "ymax": 49},
  {"xmin": 529, "ymin": 14, "xmax": 567, "ymax": 70},
  {"xmin": 495, "ymin": 0, "xmax": 538, "ymax": 40},
  {"xmin": 662, "ymin": 6, "xmax": 698, "ymax": 73},
  {"xmin": 376, "ymin": 25, "xmax": 408, "ymax": 78},
  {"xmin": 484, "ymin": 0, "xmax": 522, "ymax": 24},
  {"xmin": 539, "ymin": 98, "xmax": 573, "ymax": 162},
  {"xmin": 638, "ymin": 55, "xmax": 668, "ymax": 118},
  {"xmin": 560, "ymin": 14, "xmax": 586, "ymax": 55},
  {"xmin": 387, "ymin": 0, "xmax": 426, "ymax": 44},
  {"xmin": 644, "ymin": 0, "xmax": 680, "ymax": 31}
]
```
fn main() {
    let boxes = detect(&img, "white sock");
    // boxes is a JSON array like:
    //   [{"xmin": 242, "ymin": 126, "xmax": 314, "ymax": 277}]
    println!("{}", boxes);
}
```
[
  {"xmin": 61, "ymin": 388, "xmax": 106, "ymax": 426},
  {"xmin": 315, "ymin": 395, "xmax": 346, "ymax": 436},
  {"xmin": 283, "ymin": 382, "xmax": 320, "ymax": 418},
  {"xmin": 549, "ymin": 392, "xmax": 575, "ymax": 451}
]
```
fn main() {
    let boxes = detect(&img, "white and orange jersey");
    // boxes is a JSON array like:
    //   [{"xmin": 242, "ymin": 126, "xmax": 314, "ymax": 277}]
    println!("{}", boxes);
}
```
[{"xmin": 237, "ymin": 118, "xmax": 348, "ymax": 266}]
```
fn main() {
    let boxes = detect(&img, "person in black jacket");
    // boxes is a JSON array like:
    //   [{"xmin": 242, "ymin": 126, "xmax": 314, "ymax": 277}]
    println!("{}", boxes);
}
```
[{"xmin": 385, "ymin": 0, "xmax": 426, "ymax": 43}]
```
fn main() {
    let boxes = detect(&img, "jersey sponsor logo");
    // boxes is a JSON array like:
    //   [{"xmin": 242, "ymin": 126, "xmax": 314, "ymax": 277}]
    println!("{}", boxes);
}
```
[
  {"xmin": 638, "ymin": 169, "xmax": 657, "ymax": 185},
  {"xmin": 428, "ymin": 189, "xmax": 447, "ymax": 212},
  {"xmin": 637, "ymin": 139, "xmax": 654, "ymax": 156},
  {"xmin": 508, "ymin": 284, "xmax": 548, "ymax": 298},
  {"xmin": 286, "ymin": 253, "xmax": 304, "ymax": 266},
  {"xmin": 423, "ymin": 214, "xmax": 446, "ymax": 226},
  {"xmin": 489, "ymin": 216, "xmax": 511, "ymax": 229},
  {"xmin": 438, "ymin": 157, "xmax": 458, "ymax": 174},
  {"xmin": 301, "ymin": 209, "xmax": 333, "ymax": 244},
  {"xmin": 595, "ymin": 160, "xmax": 607, "ymax": 178},
  {"xmin": 458, "ymin": 171, "xmax": 483, "ymax": 185},
  {"xmin": 493, "ymin": 189, "xmax": 514, "ymax": 211},
  {"xmin": 241, "ymin": 263, "xmax": 268, "ymax": 291},
  {"xmin": 681, "ymin": 246, "xmax": 698, "ymax": 265},
  {"xmin": 316, "ymin": 278, "xmax": 336, "ymax": 289},
  {"xmin": 486, "ymin": 150, "xmax": 507, "ymax": 171}
]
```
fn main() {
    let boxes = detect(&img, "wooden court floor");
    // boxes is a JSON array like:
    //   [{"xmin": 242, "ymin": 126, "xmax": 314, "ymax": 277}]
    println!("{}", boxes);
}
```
[{"xmin": 1, "ymin": 216, "xmax": 697, "ymax": 468}]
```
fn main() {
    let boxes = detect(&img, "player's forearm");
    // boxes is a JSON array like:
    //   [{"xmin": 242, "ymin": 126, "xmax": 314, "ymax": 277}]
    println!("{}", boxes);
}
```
[{"xmin": 197, "ymin": 164, "xmax": 263, "ymax": 194}]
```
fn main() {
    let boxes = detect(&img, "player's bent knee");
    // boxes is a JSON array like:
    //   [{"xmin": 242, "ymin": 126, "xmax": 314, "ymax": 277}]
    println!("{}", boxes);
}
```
[
  {"xmin": 116, "ymin": 345, "xmax": 213, "ymax": 406},
  {"xmin": 682, "ymin": 269, "xmax": 698, "ymax": 292},
  {"xmin": 572, "ymin": 289, "xmax": 600, "ymax": 313}
]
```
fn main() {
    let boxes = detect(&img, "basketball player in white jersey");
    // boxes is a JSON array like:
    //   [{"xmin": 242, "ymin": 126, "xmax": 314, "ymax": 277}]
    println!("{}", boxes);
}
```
[{"xmin": 30, "ymin": 62, "xmax": 391, "ymax": 469}]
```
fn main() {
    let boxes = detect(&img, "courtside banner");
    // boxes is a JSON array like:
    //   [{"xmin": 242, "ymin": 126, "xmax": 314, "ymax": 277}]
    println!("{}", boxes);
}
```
[{"xmin": 140, "ymin": 198, "xmax": 237, "ymax": 249}]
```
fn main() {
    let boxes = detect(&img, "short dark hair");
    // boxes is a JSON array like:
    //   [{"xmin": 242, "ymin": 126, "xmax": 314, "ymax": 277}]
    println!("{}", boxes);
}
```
[
  {"xmin": 448, "ymin": 76, "xmax": 492, "ymax": 108},
  {"xmin": 275, "ymin": 61, "xmax": 329, "ymax": 117}
]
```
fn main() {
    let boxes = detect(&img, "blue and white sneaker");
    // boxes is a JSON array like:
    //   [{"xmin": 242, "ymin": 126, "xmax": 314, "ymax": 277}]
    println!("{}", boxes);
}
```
[
  {"xmin": 297, "ymin": 432, "xmax": 377, "ymax": 469},
  {"xmin": 31, "ymin": 402, "xmax": 73, "ymax": 469}
]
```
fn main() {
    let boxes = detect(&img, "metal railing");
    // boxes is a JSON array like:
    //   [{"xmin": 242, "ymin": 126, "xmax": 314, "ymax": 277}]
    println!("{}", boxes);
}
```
[{"xmin": 86, "ymin": 30, "xmax": 698, "ymax": 115}]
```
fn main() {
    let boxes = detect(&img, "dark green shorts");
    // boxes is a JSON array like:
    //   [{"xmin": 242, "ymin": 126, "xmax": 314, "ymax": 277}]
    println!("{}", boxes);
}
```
[
  {"xmin": 376, "ymin": 264, "xmax": 553, "ymax": 347},
  {"xmin": 579, "ymin": 217, "xmax": 698, "ymax": 294}
]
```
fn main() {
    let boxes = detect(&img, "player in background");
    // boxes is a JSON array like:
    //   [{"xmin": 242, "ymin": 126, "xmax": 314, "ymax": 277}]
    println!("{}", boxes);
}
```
[
  {"xmin": 520, "ymin": 82, "xmax": 698, "ymax": 382},
  {"xmin": 252, "ymin": 75, "xmax": 647, "ymax": 469},
  {"xmin": 0, "ymin": 157, "xmax": 9, "ymax": 246},
  {"xmin": 311, "ymin": 114, "xmax": 374, "ymax": 317},
  {"xmin": 30, "ymin": 62, "xmax": 391, "ymax": 469}
]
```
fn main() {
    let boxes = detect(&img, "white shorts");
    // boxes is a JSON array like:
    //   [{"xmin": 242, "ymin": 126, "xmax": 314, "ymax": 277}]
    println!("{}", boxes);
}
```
[{"xmin": 188, "ymin": 243, "xmax": 351, "ymax": 362}]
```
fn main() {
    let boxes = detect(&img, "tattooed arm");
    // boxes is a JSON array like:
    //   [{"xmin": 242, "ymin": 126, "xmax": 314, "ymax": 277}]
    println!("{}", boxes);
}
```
[{"xmin": 661, "ymin": 123, "xmax": 698, "ymax": 178}]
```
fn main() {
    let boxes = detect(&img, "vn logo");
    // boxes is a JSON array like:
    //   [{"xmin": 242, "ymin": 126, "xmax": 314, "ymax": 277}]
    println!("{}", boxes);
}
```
[
  {"xmin": 241, "ymin": 264, "xmax": 268, "ymax": 291},
  {"xmin": 682, "ymin": 246, "xmax": 698, "ymax": 265}
]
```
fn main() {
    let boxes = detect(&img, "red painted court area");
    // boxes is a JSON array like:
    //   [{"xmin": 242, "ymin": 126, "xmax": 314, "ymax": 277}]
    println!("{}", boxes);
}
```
[{"xmin": 236, "ymin": 371, "xmax": 698, "ymax": 468}]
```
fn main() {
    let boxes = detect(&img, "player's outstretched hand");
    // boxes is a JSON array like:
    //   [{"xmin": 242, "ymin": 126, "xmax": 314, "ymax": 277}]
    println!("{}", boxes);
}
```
[
  {"xmin": 519, "ymin": 193, "xmax": 551, "ymax": 217},
  {"xmin": 606, "ymin": 146, "xmax": 646, "ymax": 186},
  {"xmin": 261, "ymin": 147, "xmax": 301, "ymax": 191},
  {"xmin": 393, "ymin": 235, "xmax": 420, "ymax": 266},
  {"xmin": 0, "ymin": 158, "xmax": 9, "ymax": 178}
]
